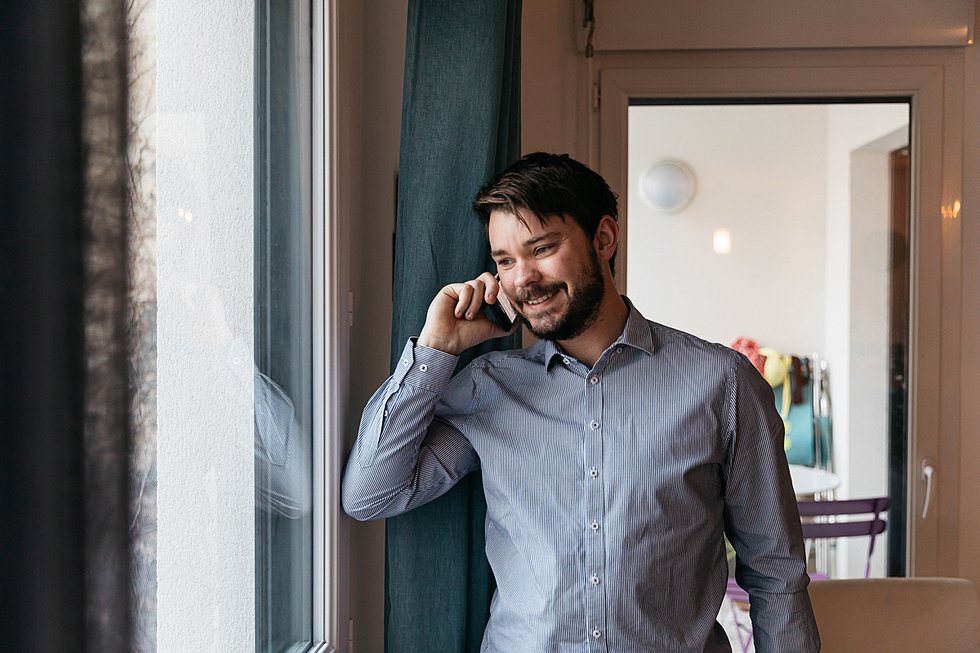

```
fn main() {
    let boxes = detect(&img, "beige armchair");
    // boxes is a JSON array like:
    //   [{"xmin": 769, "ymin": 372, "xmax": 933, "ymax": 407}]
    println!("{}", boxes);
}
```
[{"xmin": 808, "ymin": 577, "xmax": 980, "ymax": 652}]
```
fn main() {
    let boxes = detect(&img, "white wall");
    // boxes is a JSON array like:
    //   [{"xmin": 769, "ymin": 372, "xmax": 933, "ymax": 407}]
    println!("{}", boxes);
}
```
[
  {"xmin": 626, "ymin": 104, "xmax": 829, "ymax": 354},
  {"xmin": 156, "ymin": 2, "xmax": 255, "ymax": 650},
  {"xmin": 824, "ymin": 105, "xmax": 910, "ymax": 576}
]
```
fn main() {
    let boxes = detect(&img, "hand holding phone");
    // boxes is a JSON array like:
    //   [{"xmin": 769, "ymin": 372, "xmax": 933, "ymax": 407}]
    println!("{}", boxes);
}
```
[
  {"xmin": 483, "ymin": 284, "xmax": 517, "ymax": 331},
  {"xmin": 418, "ymin": 272, "xmax": 514, "ymax": 355}
]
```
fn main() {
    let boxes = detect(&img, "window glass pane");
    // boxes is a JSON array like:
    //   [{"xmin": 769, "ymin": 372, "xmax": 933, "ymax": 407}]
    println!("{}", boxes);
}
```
[
  {"xmin": 154, "ymin": 1, "xmax": 319, "ymax": 649},
  {"xmin": 254, "ymin": 0, "xmax": 313, "ymax": 651}
]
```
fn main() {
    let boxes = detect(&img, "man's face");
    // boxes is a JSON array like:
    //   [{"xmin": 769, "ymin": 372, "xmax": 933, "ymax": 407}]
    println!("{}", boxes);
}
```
[{"xmin": 488, "ymin": 209, "xmax": 605, "ymax": 341}]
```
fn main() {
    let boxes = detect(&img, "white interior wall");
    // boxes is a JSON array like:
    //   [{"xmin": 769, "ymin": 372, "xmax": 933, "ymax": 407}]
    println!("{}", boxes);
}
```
[
  {"xmin": 823, "ymin": 105, "xmax": 909, "ymax": 491},
  {"xmin": 824, "ymin": 106, "xmax": 910, "ymax": 576},
  {"xmin": 156, "ymin": 1, "xmax": 255, "ymax": 649},
  {"xmin": 626, "ymin": 104, "xmax": 829, "ymax": 355}
]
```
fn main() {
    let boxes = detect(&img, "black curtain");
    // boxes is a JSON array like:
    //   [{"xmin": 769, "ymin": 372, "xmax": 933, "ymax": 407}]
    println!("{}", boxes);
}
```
[
  {"xmin": 1, "ymin": 1, "xmax": 99, "ymax": 651},
  {"xmin": 1, "ymin": 1, "xmax": 131, "ymax": 651},
  {"xmin": 1, "ymin": 2, "xmax": 86, "ymax": 650}
]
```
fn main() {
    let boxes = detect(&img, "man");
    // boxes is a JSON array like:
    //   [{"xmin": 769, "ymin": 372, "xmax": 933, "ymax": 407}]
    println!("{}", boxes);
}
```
[{"xmin": 342, "ymin": 153, "xmax": 820, "ymax": 652}]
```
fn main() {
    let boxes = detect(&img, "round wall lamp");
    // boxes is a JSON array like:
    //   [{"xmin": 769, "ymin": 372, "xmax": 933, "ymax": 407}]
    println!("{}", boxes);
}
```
[{"xmin": 638, "ymin": 159, "xmax": 697, "ymax": 214}]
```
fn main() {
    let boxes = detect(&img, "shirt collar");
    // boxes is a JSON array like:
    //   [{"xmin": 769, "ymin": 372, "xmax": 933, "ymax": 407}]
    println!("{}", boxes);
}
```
[
  {"xmin": 618, "ymin": 296, "xmax": 656, "ymax": 356},
  {"xmin": 541, "ymin": 296, "xmax": 656, "ymax": 372}
]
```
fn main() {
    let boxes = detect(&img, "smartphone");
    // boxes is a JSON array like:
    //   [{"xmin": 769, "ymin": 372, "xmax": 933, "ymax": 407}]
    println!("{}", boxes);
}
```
[{"xmin": 483, "ymin": 287, "xmax": 517, "ymax": 331}]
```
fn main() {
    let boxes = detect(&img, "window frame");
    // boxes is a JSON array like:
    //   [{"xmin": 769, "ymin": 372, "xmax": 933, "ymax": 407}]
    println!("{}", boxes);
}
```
[
  {"xmin": 594, "ymin": 48, "xmax": 965, "ymax": 577},
  {"xmin": 312, "ymin": 0, "xmax": 347, "ymax": 651}
]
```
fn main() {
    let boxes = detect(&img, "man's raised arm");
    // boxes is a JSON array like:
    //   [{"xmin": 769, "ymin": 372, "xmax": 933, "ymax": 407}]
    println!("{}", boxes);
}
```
[{"xmin": 341, "ymin": 272, "xmax": 513, "ymax": 521}]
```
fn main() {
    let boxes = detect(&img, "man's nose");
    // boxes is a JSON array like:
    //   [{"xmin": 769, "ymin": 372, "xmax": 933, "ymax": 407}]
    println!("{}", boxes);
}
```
[{"xmin": 513, "ymin": 258, "xmax": 541, "ymax": 288}]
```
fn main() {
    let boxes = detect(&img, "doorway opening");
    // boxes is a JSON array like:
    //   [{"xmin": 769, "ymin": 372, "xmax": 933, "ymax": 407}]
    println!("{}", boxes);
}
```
[{"xmin": 626, "ymin": 99, "xmax": 911, "ymax": 579}]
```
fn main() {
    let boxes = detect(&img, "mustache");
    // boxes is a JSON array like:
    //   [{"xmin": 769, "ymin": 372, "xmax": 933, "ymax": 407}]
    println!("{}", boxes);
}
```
[{"xmin": 514, "ymin": 282, "xmax": 566, "ymax": 305}]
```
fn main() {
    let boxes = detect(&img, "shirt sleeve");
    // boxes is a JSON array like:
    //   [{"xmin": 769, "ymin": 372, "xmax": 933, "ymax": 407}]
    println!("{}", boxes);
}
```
[
  {"xmin": 723, "ymin": 352, "xmax": 821, "ymax": 652},
  {"xmin": 341, "ymin": 339, "xmax": 480, "ymax": 521},
  {"xmin": 254, "ymin": 369, "xmax": 311, "ymax": 519}
]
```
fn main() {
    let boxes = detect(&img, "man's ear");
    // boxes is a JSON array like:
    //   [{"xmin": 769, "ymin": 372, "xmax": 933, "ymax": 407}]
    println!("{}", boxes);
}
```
[{"xmin": 593, "ymin": 215, "xmax": 619, "ymax": 263}]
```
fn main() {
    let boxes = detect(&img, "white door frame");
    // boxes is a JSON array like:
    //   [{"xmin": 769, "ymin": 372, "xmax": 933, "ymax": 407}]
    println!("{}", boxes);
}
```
[{"xmin": 591, "ymin": 47, "xmax": 965, "ymax": 577}]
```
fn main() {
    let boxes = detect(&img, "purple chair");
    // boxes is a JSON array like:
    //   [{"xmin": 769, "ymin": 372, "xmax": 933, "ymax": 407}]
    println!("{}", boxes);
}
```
[
  {"xmin": 797, "ymin": 496, "xmax": 890, "ymax": 579},
  {"xmin": 725, "ymin": 496, "xmax": 890, "ymax": 652}
]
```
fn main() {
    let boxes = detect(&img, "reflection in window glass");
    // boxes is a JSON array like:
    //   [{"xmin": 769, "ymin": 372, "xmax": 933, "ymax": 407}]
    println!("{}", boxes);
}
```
[{"xmin": 254, "ymin": 0, "xmax": 313, "ymax": 651}]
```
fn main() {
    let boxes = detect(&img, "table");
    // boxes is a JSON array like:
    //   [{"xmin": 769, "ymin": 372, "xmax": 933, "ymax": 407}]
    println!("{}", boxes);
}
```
[
  {"xmin": 788, "ymin": 464, "xmax": 840, "ymax": 496},
  {"xmin": 787, "ymin": 464, "xmax": 843, "ymax": 578}
]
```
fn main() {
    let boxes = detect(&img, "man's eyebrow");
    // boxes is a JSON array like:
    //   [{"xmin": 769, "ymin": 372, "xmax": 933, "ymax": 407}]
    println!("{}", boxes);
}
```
[{"xmin": 491, "ymin": 232, "xmax": 562, "ymax": 258}]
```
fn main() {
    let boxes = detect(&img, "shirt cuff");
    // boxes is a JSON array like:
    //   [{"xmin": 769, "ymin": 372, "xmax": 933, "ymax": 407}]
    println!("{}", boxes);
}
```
[{"xmin": 391, "ymin": 338, "xmax": 458, "ymax": 392}]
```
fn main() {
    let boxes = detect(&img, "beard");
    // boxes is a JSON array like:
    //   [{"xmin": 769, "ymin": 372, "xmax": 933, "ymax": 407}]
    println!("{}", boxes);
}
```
[{"xmin": 515, "ymin": 247, "xmax": 605, "ymax": 341}]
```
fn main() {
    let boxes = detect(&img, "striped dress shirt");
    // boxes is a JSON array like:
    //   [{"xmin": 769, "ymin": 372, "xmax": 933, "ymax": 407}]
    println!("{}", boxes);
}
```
[{"xmin": 342, "ymin": 300, "xmax": 820, "ymax": 653}]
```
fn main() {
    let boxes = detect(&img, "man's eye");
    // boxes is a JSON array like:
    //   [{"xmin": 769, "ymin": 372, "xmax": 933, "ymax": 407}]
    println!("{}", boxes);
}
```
[
  {"xmin": 534, "ymin": 244, "xmax": 554, "ymax": 257},
  {"xmin": 496, "ymin": 258, "xmax": 514, "ymax": 268}
]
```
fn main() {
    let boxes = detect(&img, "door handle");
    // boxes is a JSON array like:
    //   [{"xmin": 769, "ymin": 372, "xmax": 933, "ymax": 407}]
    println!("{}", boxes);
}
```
[{"xmin": 920, "ymin": 460, "xmax": 935, "ymax": 520}]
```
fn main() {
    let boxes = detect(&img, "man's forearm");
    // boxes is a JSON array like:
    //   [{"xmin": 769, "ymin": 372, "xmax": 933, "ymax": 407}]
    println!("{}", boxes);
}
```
[
  {"xmin": 748, "ymin": 586, "xmax": 820, "ymax": 652},
  {"xmin": 341, "ymin": 339, "xmax": 476, "ymax": 520}
]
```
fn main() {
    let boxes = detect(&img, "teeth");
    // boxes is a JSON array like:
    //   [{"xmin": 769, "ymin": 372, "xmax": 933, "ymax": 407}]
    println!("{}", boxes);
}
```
[{"xmin": 525, "ymin": 292, "xmax": 555, "ymax": 306}]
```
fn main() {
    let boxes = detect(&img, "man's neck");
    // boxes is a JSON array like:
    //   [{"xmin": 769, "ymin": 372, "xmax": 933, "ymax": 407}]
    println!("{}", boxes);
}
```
[{"xmin": 556, "ymin": 289, "xmax": 629, "ymax": 369}]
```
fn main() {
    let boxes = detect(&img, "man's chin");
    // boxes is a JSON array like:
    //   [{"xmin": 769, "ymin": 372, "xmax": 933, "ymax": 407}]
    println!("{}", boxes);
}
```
[
  {"xmin": 522, "ymin": 302, "xmax": 602, "ymax": 342},
  {"xmin": 521, "ymin": 314, "xmax": 565, "ymax": 341},
  {"xmin": 517, "ymin": 314, "xmax": 547, "ymax": 338}
]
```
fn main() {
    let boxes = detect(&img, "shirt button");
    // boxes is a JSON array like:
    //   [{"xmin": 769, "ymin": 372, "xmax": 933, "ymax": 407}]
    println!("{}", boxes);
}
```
[
  {"xmin": 589, "ymin": 375, "xmax": 599, "ymax": 385},
  {"xmin": 562, "ymin": 357, "xmax": 570, "ymax": 365},
  {"xmin": 590, "ymin": 520, "xmax": 599, "ymax": 532},
  {"xmin": 592, "ymin": 628, "xmax": 602, "ymax": 639},
  {"xmin": 589, "ymin": 420, "xmax": 600, "ymax": 430},
  {"xmin": 589, "ymin": 467, "xmax": 598, "ymax": 479},
  {"xmin": 615, "ymin": 347, "xmax": 623, "ymax": 355},
  {"xmin": 383, "ymin": 410, "xmax": 389, "ymax": 417},
  {"xmin": 419, "ymin": 364, "xmax": 428, "ymax": 372},
  {"xmin": 590, "ymin": 574, "xmax": 600, "ymax": 586},
  {"xmin": 401, "ymin": 358, "xmax": 410, "ymax": 367}
]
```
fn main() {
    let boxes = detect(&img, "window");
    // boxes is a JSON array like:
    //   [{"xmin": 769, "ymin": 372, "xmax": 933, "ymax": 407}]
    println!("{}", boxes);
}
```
[
  {"xmin": 255, "ymin": 0, "xmax": 315, "ymax": 651},
  {"xmin": 154, "ymin": 1, "xmax": 336, "ymax": 650}
]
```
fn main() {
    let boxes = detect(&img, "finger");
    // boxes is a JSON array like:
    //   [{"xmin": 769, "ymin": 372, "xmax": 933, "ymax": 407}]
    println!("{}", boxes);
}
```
[
  {"xmin": 476, "ymin": 271, "xmax": 499, "ymax": 302},
  {"xmin": 463, "ymin": 279, "xmax": 486, "ymax": 319},
  {"xmin": 453, "ymin": 283, "xmax": 474, "ymax": 318}
]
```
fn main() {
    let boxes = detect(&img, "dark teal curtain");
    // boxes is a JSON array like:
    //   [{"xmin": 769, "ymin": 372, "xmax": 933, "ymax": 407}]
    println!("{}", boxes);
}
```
[{"xmin": 387, "ymin": 1, "xmax": 521, "ymax": 652}]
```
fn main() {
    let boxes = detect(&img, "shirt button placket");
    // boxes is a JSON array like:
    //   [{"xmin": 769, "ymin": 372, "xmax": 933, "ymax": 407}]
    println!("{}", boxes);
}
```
[{"xmin": 584, "ymin": 369, "xmax": 607, "ymax": 652}]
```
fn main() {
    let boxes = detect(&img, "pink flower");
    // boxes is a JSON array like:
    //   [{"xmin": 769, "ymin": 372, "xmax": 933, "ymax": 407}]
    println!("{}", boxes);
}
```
[{"xmin": 730, "ymin": 336, "xmax": 766, "ymax": 376}]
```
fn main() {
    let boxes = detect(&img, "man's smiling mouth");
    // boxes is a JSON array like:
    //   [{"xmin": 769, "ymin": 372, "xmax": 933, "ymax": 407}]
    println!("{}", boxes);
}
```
[{"xmin": 523, "ymin": 291, "xmax": 557, "ymax": 307}]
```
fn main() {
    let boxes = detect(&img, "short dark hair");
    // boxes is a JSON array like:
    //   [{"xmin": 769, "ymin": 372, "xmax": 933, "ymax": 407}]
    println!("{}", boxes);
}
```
[{"xmin": 473, "ymin": 152, "xmax": 619, "ymax": 273}]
